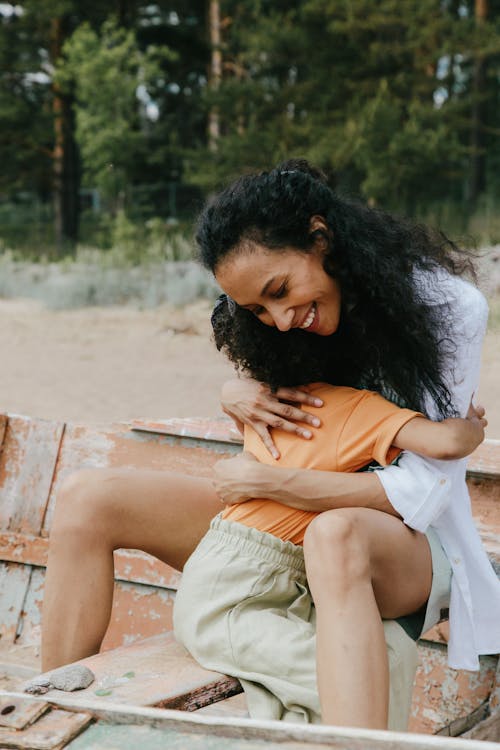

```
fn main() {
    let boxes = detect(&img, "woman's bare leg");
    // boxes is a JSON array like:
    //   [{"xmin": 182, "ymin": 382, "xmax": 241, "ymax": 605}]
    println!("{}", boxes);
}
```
[
  {"xmin": 42, "ymin": 468, "xmax": 220, "ymax": 671},
  {"xmin": 303, "ymin": 507, "xmax": 432, "ymax": 729}
]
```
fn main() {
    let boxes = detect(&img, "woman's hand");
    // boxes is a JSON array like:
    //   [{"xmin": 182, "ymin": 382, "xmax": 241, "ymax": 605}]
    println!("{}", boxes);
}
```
[
  {"xmin": 221, "ymin": 378, "xmax": 323, "ymax": 459},
  {"xmin": 213, "ymin": 451, "xmax": 272, "ymax": 505}
]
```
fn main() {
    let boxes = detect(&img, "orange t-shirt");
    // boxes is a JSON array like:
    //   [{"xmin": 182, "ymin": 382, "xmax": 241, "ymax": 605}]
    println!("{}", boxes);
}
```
[{"xmin": 221, "ymin": 383, "xmax": 420, "ymax": 544}]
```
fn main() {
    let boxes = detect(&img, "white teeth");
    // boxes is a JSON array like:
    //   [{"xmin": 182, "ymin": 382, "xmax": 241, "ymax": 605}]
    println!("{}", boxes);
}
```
[{"xmin": 300, "ymin": 303, "xmax": 316, "ymax": 329}]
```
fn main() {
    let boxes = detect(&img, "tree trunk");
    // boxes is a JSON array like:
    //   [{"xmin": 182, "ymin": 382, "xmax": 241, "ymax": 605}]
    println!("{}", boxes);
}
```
[
  {"xmin": 469, "ymin": 0, "xmax": 488, "ymax": 205},
  {"xmin": 208, "ymin": 0, "xmax": 222, "ymax": 151},
  {"xmin": 50, "ymin": 16, "xmax": 79, "ymax": 255}
]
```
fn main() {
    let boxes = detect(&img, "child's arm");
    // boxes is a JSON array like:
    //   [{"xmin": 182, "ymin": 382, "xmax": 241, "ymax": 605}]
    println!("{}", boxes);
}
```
[{"xmin": 392, "ymin": 402, "xmax": 487, "ymax": 460}]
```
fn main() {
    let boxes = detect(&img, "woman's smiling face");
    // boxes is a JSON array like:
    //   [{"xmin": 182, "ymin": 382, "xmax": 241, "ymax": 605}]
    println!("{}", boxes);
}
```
[{"xmin": 215, "ymin": 237, "xmax": 342, "ymax": 337}]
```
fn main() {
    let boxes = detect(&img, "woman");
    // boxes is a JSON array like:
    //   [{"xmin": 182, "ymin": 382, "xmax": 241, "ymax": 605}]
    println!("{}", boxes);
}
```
[{"xmin": 41, "ymin": 160, "xmax": 500, "ymax": 728}]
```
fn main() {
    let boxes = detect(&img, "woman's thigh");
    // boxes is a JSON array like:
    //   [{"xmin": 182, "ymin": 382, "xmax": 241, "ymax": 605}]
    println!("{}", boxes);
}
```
[
  {"xmin": 303, "ymin": 507, "xmax": 432, "ymax": 619},
  {"xmin": 54, "ymin": 468, "xmax": 221, "ymax": 571}
]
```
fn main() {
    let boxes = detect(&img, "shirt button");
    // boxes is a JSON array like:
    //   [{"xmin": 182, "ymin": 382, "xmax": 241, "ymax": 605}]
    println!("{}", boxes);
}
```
[
  {"xmin": 439, "ymin": 478, "xmax": 447, "ymax": 485},
  {"xmin": 453, "ymin": 557, "xmax": 461, "ymax": 565}
]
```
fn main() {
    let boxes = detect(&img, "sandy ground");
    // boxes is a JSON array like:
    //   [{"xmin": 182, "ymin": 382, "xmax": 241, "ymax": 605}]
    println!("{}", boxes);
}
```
[{"xmin": 0, "ymin": 297, "xmax": 498, "ymax": 437}]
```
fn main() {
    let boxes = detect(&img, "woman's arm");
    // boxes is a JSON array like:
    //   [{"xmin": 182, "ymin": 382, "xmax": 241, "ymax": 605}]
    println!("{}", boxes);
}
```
[
  {"xmin": 393, "ymin": 402, "xmax": 487, "ymax": 460},
  {"xmin": 213, "ymin": 452, "xmax": 399, "ymax": 515}
]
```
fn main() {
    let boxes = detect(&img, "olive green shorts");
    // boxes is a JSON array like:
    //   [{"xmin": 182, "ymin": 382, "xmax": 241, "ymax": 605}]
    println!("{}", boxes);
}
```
[{"xmin": 174, "ymin": 515, "xmax": 425, "ymax": 730}]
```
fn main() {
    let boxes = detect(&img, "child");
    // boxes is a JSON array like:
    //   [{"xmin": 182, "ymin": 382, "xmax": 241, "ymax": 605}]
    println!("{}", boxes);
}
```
[{"xmin": 173, "ymin": 382, "xmax": 484, "ymax": 729}]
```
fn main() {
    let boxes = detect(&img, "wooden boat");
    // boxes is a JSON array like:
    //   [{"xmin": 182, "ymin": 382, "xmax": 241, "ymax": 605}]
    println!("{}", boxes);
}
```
[{"xmin": 0, "ymin": 412, "xmax": 498, "ymax": 749}]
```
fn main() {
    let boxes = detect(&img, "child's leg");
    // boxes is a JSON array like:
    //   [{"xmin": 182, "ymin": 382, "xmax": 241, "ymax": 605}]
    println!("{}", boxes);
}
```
[
  {"xmin": 42, "ymin": 468, "xmax": 220, "ymax": 670},
  {"xmin": 303, "ymin": 507, "xmax": 432, "ymax": 729}
]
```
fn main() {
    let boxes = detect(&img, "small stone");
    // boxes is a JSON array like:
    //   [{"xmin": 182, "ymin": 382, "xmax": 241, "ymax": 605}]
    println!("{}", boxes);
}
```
[
  {"xmin": 24, "ymin": 678, "xmax": 53, "ymax": 695},
  {"xmin": 23, "ymin": 664, "xmax": 95, "ymax": 695},
  {"xmin": 49, "ymin": 664, "xmax": 95, "ymax": 692}
]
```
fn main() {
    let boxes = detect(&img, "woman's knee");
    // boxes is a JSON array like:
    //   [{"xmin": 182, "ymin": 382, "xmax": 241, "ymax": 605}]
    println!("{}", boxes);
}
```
[
  {"xmin": 51, "ymin": 468, "xmax": 117, "ymax": 544},
  {"xmin": 303, "ymin": 509, "xmax": 371, "ymax": 587}
]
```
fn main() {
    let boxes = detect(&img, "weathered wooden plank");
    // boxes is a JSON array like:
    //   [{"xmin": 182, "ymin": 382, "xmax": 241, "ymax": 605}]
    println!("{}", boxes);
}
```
[
  {"xmin": 100, "ymin": 581, "xmax": 177, "ymax": 651},
  {"xmin": 195, "ymin": 692, "xmax": 249, "ymax": 719},
  {"xmin": 14, "ymin": 568, "xmax": 45, "ymax": 647},
  {"xmin": 0, "ymin": 562, "xmax": 32, "ymax": 643},
  {"xmin": 462, "ymin": 710, "xmax": 500, "ymax": 742},
  {"xmin": 132, "ymin": 416, "xmax": 243, "ymax": 445},
  {"xmin": 490, "ymin": 659, "xmax": 500, "ymax": 712},
  {"xmin": 42, "ymin": 422, "xmax": 237, "ymax": 536},
  {"xmin": 468, "ymin": 478, "xmax": 500, "ymax": 571},
  {"xmin": 0, "ymin": 706, "xmax": 91, "ymax": 749},
  {"xmin": 0, "ymin": 532, "xmax": 48, "ymax": 568},
  {"xmin": 0, "ymin": 417, "xmax": 64, "ymax": 536},
  {"xmin": 0, "ymin": 695, "xmax": 49, "ymax": 729},
  {"xmin": 0, "ymin": 533, "xmax": 180, "ymax": 591},
  {"xmin": 0, "ymin": 414, "xmax": 7, "ymax": 454},
  {"xmin": 131, "ymin": 422, "xmax": 499, "ymax": 480},
  {"xmin": 113, "ymin": 549, "xmax": 180, "ymax": 592},
  {"xmin": 3, "ymin": 692, "xmax": 500, "ymax": 750},
  {"xmin": 31, "ymin": 628, "xmax": 499, "ymax": 737},
  {"xmin": 65, "ymin": 722, "xmax": 332, "ymax": 750},
  {"xmin": 40, "ymin": 632, "xmax": 241, "ymax": 712},
  {"xmin": 467, "ymin": 439, "xmax": 500, "ymax": 478}
]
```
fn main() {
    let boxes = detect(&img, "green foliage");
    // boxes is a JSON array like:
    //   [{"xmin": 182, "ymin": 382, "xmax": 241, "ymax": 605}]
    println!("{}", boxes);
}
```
[
  {"xmin": 104, "ymin": 210, "xmax": 194, "ymax": 265},
  {"xmin": 60, "ymin": 19, "xmax": 174, "ymax": 206},
  {"xmin": 2, "ymin": 0, "xmax": 500, "ymax": 254}
]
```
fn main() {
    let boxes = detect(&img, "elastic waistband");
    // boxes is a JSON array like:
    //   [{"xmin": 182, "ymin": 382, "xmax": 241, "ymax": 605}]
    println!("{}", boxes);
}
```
[{"xmin": 206, "ymin": 514, "xmax": 307, "ymax": 575}]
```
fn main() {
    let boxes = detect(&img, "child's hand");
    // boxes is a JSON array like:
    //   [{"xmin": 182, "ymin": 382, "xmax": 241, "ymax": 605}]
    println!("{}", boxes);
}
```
[
  {"xmin": 442, "ymin": 400, "xmax": 487, "ymax": 459},
  {"xmin": 466, "ymin": 400, "xmax": 487, "ymax": 427}
]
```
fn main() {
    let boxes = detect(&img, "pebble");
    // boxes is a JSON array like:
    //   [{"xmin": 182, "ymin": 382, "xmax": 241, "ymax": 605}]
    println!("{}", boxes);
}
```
[{"xmin": 24, "ymin": 664, "xmax": 95, "ymax": 694}]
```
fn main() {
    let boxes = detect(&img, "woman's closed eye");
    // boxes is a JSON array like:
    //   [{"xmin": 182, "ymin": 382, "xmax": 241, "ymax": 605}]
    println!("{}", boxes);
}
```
[
  {"xmin": 245, "ymin": 282, "xmax": 288, "ymax": 317},
  {"xmin": 273, "ymin": 282, "xmax": 288, "ymax": 299}
]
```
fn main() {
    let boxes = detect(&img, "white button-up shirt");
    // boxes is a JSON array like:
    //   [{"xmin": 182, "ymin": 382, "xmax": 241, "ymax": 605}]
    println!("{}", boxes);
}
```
[{"xmin": 376, "ymin": 267, "xmax": 500, "ymax": 670}]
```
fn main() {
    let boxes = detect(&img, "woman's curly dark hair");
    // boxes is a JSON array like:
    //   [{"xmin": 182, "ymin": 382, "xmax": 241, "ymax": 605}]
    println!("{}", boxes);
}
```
[{"xmin": 197, "ymin": 159, "xmax": 476, "ymax": 417}]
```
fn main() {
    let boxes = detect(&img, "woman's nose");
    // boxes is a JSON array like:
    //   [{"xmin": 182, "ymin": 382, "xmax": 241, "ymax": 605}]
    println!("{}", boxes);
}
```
[{"xmin": 272, "ymin": 306, "xmax": 294, "ymax": 332}]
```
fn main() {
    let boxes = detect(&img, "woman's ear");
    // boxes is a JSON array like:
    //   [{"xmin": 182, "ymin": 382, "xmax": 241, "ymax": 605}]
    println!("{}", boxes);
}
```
[{"xmin": 309, "ymin": 215, "xmax": 332, "ymax": 251}]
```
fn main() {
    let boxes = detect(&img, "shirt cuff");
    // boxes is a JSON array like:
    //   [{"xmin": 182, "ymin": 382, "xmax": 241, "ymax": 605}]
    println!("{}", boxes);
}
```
[{"xmin": 374, "ymin": 452, "xmax": 451, "ymax": 532}]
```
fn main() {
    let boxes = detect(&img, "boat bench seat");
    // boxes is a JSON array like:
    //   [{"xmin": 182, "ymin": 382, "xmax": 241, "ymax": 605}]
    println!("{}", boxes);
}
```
[{"xmin": 39, "ymin": 631, "xmax": 247, "ymax": 716}]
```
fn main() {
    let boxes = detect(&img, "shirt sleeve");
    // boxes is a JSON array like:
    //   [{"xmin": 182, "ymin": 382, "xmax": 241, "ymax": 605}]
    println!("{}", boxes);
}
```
[
  {"xmin": 337, "ymin": 391, "xmax": 421, "ymax": 471},
  {"xmin": 375, "ymin": 271, "xmax": 489, "ymax": 532}
]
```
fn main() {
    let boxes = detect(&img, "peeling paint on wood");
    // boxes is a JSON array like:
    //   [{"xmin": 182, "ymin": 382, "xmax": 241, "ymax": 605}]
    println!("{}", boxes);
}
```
[
  {"xmin": 0, "ymin": 533, "xmax": 181, "ymax": 591},
  {"xmin": 0, "ymin": 706, "xmax": 91, "ymax": 749},
  {"xmin": 467, "ymin": 439, "xmax": 500, "ymax": 478},
  {"xmin": 15, "ymin": 567, "xmax": 44, "ymax": 646},
  {"xmin": 0, "ymin": 562, "xmax": 32, "ymax": 643},
  {"xmin": 0, "ymin": 694, "xmax": 49, "ymax": 729},
  {"xmin": 113, "ymin": 549, "xmax": 181, "ymax": 591},
  {"xmin": 462, "ymin": 709, "xmax": 500, "ymax": 741},
  {"xmin": 195, "ymin": 692, "xmax": 249, "ymax": 718},
  {"xmin": 100, "ymin": 581, "xmax": 177, "ymax": 651},
  {"xmin": 40, "ymin": 632, "xmax": 242, "ymax": 713},
  {"xmin": 3, "ymin": 692, "xmax": 500, "ymax": 750},
  {"xmin": 0, "ymin": 414, "xmax": 499, "ymax": 740},
  {"xmin": 409, "ymin": 642, "xmax": 498, "ymax": 735},
  {"xmin": 0, "ymin": 417, "xmax": 64, "ymax": 536},
  {"xmin": 132, "ymin": 416, "xmax": 243, "ymax": 445},
  {"xmin": 488, "ymin": 659, "xmax": 500, "ymax": 713},
  {"xmin": 0, "ymin": 414, "xmax": 7, "ymax": 454}
]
